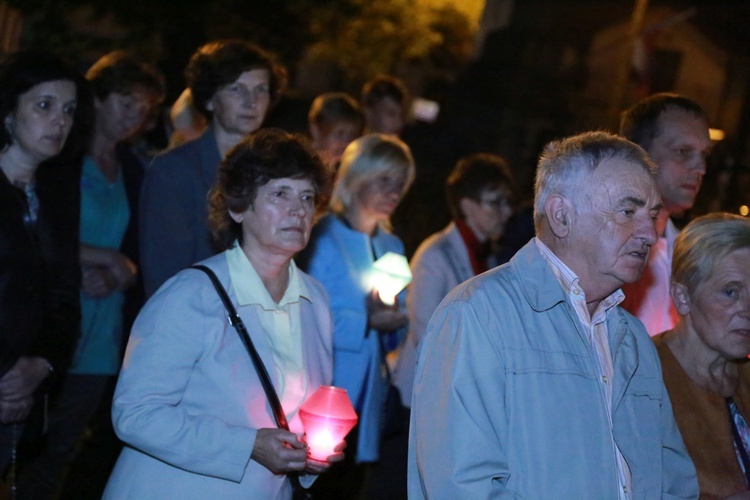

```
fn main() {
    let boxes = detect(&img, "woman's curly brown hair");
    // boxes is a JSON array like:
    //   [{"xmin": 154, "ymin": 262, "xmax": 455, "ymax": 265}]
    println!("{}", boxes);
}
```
[{"xmin": 208, "ymin": 128, "xmax": 329, "ymax": 250}]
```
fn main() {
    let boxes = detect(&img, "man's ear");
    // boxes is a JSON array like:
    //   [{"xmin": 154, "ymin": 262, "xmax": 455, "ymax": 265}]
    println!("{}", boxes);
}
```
[
  {"xmin": 670, "ymin": 282, "xmax": 691, "ymax": 316},
  {"xmin": 545, "ymin": 194, "xmax": 572, "ymax": 239}
]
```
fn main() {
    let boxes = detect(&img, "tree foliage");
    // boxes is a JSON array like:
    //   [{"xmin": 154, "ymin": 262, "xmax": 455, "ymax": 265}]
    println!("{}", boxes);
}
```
[
  {"xmin": 11, "ymin": 0, "xmax": 475, "ymax": 96},
  {"xmin": 305, "ymin": 0, "xmax": 473, "ymax": 89}
]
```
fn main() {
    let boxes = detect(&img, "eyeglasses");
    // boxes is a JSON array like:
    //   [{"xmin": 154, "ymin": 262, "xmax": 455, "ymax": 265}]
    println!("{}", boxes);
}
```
[{"xmin": 480, "ymin": 196, "xmax": 510, "ymax": 210}]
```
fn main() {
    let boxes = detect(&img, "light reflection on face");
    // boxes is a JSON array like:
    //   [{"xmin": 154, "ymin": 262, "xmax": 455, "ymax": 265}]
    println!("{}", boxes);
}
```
[{"xmin": 646, "ymin": 108, "xmax": 711, "ymax": 213}]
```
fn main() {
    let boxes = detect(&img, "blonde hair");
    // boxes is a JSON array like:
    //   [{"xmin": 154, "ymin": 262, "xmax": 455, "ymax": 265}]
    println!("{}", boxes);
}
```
[
  {"xmin": 672, "ymin": 212, "xmax": 750, "ymax": 294},
  {"xmin": 330, "ymin": 133, "xmax": 415, "ymax": 218}
]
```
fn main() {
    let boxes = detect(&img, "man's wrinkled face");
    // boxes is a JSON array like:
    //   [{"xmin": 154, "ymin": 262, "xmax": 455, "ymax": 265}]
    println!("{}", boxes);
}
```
[{"xmin": 566, "ymin": 158, "xmax": 661, "ymax": 299}]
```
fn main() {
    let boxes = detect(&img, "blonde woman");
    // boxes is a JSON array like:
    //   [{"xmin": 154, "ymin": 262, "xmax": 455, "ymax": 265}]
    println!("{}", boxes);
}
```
[{"xmin": 298, "ymin": 134, "xmax": 414, "ymax": 493}]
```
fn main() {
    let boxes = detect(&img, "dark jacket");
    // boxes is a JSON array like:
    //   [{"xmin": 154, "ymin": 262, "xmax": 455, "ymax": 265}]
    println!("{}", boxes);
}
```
[
  {"xmin": 118, "ymin": 143, "xmax": 147, "ymax": 337},
  {"xmin": 0, "ymin": 161, "xmax": 81, "ymax": 393},
  {"xmin": 139, "ymin": 126, "xmax": 222, "ymax": 297}
]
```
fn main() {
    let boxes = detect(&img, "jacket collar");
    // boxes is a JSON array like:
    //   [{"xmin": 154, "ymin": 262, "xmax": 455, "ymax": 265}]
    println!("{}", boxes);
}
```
[
  {"xmin": 511, "ymin": 238, "xmax": 568, "ymax": 312},
  {"xmin": 611, "ymin": 312, "xmax": 640, "ymax": 411},
  {"xmin": 511, "ymin": 239, "xmax": 641, "ymax": 388}
]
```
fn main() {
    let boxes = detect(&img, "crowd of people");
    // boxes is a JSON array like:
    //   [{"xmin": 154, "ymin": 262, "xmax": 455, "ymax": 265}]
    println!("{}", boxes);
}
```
[{"xmin": 0, "ymin": 35, "xmax": 749, "ymax": 500}]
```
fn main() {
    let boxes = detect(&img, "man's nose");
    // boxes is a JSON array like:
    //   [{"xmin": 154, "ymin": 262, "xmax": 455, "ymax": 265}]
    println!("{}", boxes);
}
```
[
  {"xmin": 638, "ymin": 215, "xmax": 658, "ymax": 246},
  {"xmin": 691, "ymin": 152, "xmax": 707, "ymax": 175}
]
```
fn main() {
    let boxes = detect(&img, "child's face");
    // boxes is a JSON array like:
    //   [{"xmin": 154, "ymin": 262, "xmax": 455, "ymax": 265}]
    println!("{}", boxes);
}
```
[
  {"xmin": 365, "ymin": 97, "xmax": 404, "ymax": 136},
  {"xmin": 313, "ymin": 121, "xmax": 361, "ymax": 166}
]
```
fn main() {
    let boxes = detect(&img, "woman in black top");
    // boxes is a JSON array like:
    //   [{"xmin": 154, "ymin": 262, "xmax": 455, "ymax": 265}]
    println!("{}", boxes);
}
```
[{"xmin": 0, "ymin": 50, "xmax": 87, "ymax": 472}]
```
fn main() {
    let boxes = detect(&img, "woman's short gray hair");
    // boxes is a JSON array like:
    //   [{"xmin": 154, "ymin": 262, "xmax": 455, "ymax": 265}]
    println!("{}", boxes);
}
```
[
  {"xmin": 533, "ymin": 131, "xmax": 656, "ymax": 234},
  {"xmin": 330, "ymin": 133, "xmax": 415, "ymax": 215},
  {"xmin": 672, "ymin": 213, "xmax": 750, "ymax": 294}
]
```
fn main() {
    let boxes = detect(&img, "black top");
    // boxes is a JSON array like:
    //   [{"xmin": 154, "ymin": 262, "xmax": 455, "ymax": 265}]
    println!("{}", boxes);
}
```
[{"xmin": 0, "ymin": 159, "xmax": 81, "ymax": 394}]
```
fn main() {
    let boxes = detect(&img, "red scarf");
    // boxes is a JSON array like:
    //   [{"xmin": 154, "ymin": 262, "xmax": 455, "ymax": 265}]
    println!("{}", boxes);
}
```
[{"xmin": 456, "ymin": 219, "xmax": 489, "ymax": 275}]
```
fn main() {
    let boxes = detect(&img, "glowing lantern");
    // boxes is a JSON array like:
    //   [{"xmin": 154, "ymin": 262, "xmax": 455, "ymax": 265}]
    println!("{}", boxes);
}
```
[
  {"xmin": 299, "ymin": 386, "xmax": 358, "ymax": 461},
  {"xmin": 368, "ymin": 252, "xmax": 412, "ymax": 305}
]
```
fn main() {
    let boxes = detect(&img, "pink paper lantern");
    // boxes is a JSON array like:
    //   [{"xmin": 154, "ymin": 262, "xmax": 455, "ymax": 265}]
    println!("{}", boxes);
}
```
[{"xmin": 299, "ymin": 386, "xmax": 358, "ymax": 461}]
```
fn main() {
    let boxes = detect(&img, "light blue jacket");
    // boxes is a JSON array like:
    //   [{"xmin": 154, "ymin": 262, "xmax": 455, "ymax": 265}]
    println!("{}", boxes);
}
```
[
  {"xmin": 104, "ymin": 252, "xmax": 333, "ymax": 499},
  {"xmin": 408, "ymin": 239, "xmax": 698, "ymax": 499},
  {"xmin": 298, "ymin": 214, "xmax": 407, "ymax": 463}
]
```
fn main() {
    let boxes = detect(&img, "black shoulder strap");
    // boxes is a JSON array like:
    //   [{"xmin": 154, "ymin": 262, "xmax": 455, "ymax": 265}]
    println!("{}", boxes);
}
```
[
  {"xmin": 190, "ymin": 265, "xmax": 290, "ymax": 430},
  {"xmin": 190, "ymin": 264, "xmax": 307, "ymax": 498}
]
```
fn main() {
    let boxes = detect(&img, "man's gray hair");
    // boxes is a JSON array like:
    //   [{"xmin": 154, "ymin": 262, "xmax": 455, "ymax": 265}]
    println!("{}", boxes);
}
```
[{"xmin": 533, "ymin": 131, "xmax": 656, "ymax": 234}]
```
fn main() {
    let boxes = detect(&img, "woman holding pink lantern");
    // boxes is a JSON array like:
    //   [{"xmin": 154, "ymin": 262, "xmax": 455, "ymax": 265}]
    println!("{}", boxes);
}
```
[{"xmin": 104, "ymin": 129, "xmax": 347, "ymax": 499}]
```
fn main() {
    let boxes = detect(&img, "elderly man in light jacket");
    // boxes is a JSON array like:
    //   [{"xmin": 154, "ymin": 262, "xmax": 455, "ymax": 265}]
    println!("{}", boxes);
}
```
[{"xmin": 408, "ymin": 132, "xmax": 698, "ymax": 498}]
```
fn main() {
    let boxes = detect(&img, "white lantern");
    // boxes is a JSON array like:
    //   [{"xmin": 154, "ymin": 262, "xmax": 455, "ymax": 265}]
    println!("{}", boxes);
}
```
[{"xmin": 368, "ymin": 252, "xmax": 412, "ymax": 305}]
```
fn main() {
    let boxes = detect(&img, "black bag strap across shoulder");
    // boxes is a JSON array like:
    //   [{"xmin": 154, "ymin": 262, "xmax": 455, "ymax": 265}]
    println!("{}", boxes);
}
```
[
  {"xmin": 191, "ymin": 264, "xmax": 289, "ymax": 429},
  {"xmin": 190, "ymin": 264, "xmax": 307, "ymax": 497}
]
